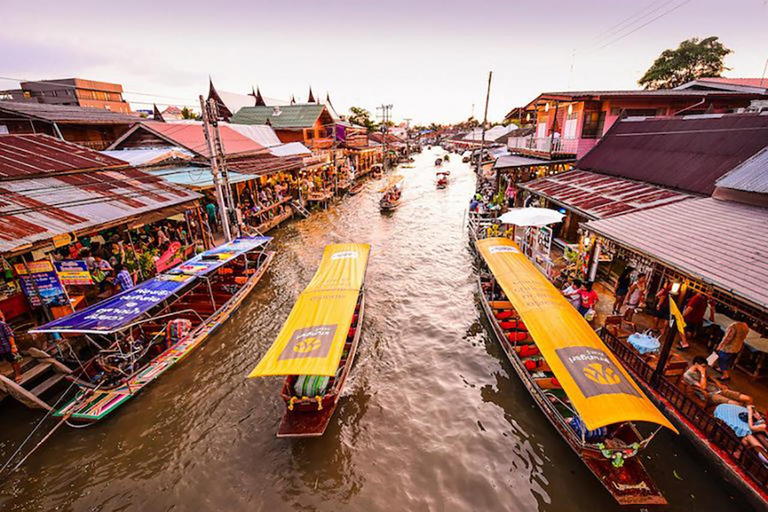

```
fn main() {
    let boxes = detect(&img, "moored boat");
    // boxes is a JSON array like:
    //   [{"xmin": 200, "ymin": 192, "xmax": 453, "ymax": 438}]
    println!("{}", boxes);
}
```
[
  {"xmin": 34, "ymin": 237, "xmax": 274, "ymax": 424},
  {"xmin": 474, "ymin": 237, "xmax": 677, "ymax": 507},
  {"xmin": 248, "ymin": 243, "xmax": 371, "ymax": 437},
  {"xmin": 371, "ymin": 163, "xmax": 383, "ymax": 178},
  {"xmin": 349, "ymin": 181, "xmax": 365, "ymax": 195},
  {"xmin": 379, "ymin": 174, "xmax": 405, "ymax": 211}
]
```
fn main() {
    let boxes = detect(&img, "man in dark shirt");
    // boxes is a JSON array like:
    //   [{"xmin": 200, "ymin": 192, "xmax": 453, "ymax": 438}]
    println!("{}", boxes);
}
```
[
  {"xmin": 0, "ymin": 311, "xmax": 22, "ymax": 383},
  {"xmin": 679, "ymin": 293, "xmax": 714, "ymax": 349}
]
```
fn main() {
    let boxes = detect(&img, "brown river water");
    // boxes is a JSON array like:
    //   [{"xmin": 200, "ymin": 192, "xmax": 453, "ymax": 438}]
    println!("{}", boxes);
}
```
[{"xmin": 0, "ymin": 149, "xmax": 754, "ymax": 512}]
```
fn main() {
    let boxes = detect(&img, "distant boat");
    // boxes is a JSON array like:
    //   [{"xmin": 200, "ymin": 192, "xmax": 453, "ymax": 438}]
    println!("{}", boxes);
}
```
[
  {"xmin": 349, "ymin": 181, "xmax": 364, "ymax": 195},
  {"xmin": 434, "ymin": 158, "xmax": 443, "ymax": 166},
  {"xmin": 474, "ymin": 237, "xmax": 677, "ymax": 507},
  {"xmin": 379, "ymin": 174, "xmax": 405, "ymax": 211},
  {"xmin": 38, "ymin": 237, "xmax": 275, "ymax": 424},
  {"xmin": 248, "ymin": 244, "xmax": 371, "ymax": 438},
  {"xmin": 436, "ymin": 171, "xmax": 450, "ymax": 189}
]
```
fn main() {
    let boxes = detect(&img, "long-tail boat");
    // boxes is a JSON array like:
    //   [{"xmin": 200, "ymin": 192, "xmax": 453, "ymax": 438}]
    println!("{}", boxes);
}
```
[
  {"xmin": 32, "ymin": 237, "xmax": 274, "ymax": 424},
  {"xmin": 249, "ymin": 243, "xmax": 370, "ymax": 438},
  {"xmin": 379, "ymin": 174, "xmax": 404, "ymax": 211},
  {"xmin": 436, "ymin": 170, "xmax": 450, "ymax": 189},
  {"xmin": 474, "ymin": 237, "xmax": 677, "ymax": 507}
]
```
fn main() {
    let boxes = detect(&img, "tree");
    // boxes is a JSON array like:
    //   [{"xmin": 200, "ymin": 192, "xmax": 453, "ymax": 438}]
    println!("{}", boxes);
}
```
[
  {"xmin": 348, "ymin": 106, "xmax": 378, "ymax": 132},
  {"xmin": 181, "ymin": 107, "xmax": 199, "ymax": 120},
  {"xmin": 638, "ymin": 36, "xmax": 732, "ymax": 90}
]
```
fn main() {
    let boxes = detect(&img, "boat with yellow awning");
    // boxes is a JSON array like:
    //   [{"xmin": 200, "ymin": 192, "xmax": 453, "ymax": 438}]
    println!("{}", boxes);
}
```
[
  {"xmin": 475, "ymin": 237, "xmax": 677, "ymax": 507},
  {"xmin": 248, "ymin": 243, "xmax": 371, "ymax": 437}
]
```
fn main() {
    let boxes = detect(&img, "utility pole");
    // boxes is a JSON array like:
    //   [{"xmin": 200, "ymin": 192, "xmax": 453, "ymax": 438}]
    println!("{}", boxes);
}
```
[
  {"xmin": 377, "ymin": 104, "xmax": 393, "ymax": 170},
  {"xmin": 404, "ymin": 117, "xmax": 412, "ymax": 154},
  {"xmin": 200, "ymin": 95, "xmax": 233, "ymax": 242},
  {"xmin": 477, "ymin": 71, "xmax": 493, "ymax": 177}
]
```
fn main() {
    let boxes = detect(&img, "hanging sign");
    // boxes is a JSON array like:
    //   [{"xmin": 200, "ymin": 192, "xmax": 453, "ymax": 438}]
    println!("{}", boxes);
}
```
[
  {"xmin": 53, "ymin": 232, "xmax": 75, "ymax": 248},
  {"xmin": 156, "ymin": 242, "xmax": 182, "ymax": 273},
  {"xmin": 53, "ymin": 260, "xmax": 94, "ymax": 286},
  {"xmin": 14, "ymin": 260, "xmax": 69, "ymax": 307}
]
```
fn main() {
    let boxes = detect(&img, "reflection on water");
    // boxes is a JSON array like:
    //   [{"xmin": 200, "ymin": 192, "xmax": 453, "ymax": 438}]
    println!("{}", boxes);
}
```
[{"xmin": 0, "ymin": 149, "xmax": 755, "ymax": 512}]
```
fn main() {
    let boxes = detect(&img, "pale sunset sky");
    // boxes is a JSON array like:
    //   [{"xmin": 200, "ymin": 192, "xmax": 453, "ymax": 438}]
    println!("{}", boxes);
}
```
[{"xmin": 1, "ymin": 0, "xmax": 767, "ymax": 124}]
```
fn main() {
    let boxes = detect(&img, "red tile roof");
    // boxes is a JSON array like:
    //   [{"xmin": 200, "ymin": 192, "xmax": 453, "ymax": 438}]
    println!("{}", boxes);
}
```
[
  {"xmin": 0, "ymin": 134, "xmax": 127, "ymax": 180},
  {"xmin": 583, "ymin": 198, "xmax": 768, "ymax": 311},
  {"xmin": 577, "ymin": 114, "xmax": 768, "ymax": 195},
  {"xmin": 519, "ymin": 170, "xmax": 692, "ymax": 220}
]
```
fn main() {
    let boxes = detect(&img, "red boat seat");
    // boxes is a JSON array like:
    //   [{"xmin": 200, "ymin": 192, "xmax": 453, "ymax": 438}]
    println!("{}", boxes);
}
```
[
  {"xmin": 506, "ymin": 332, "xmax": 529, "ymax": 343},
  {"xmin": 514, "ymin": 345, "xmax": 540, "ymax": 358},
  {"xmin": 495, "ymin": 310, "xmax": 515, "ymax": 321},
  {"xmin": 347, "ymin": 327, "xmax": 356, "ymax": 339},
  {"xmin": 499, "ymin": 320, "xmax": 526, "ymax": 331}
]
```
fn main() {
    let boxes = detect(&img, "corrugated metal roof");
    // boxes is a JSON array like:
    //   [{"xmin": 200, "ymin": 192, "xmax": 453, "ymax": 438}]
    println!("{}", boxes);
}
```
[
  {"xmin": 715, "ymin": 147, "xmax": 768, "ymax": 193},
  {"xmin": 577, "ymin": 113, "xmax": 768, "ymax": 195},
  {"xmin": 148, "ymin": 166, "xmax": 259, "ymax": 189},
  {"xmin": 698, "ymin": 77, "xmax": 768, "ymax": 89},
  {"xmin": 0, "ymin": 165, "xmax": 200, "ymax": 254},
  {"xmin": 0, "ymin": 101, "xmax": 139, "ymax": 124},
  {"xmin": 226, "ymin": 124, "xmax": 282, "ymax": 147},
  {"xmin": 0, "ymin": 134, "xmax": 127, "ymax": 180},
  {"xmin": 493, "ymin": 154, "xmax": 559, "ymax": 169},
  {"xmin": 100, "ymin": 147, "xmax": 194, "ymax": 167},
  {"xmin": 535, "ymin": 90, "xmax": 767, "ymax": 100},
  {"xmin": 227, "ymin": 153, "xmax": 304, "ymax": 176},
  {"xmin": 520, "ymin": 169, "xmax": 692, "ymax": 220},
  {"xmin": 230, "ymin": 104, "xmax": 328, "ymax": 129},
  {"xmin": 583, "ymin": 198, "xmax": 768, "ymax": 311},
  {"xmin": 109, "ymin": 122, "xmax": 265, "ymax": 159},
  {"xmin": 267, "ymin": 142, "xmax": 311, "ymax": 157}
]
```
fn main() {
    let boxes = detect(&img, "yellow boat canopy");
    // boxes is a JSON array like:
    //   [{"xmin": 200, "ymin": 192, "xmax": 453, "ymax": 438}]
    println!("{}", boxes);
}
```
[
  {"xmin": 476, "ymin": 238, "xmax": 677, "ymax": 433},
  {"xmin": 378, "ymin": 174, "xmax": 405, "ymax": 193},
  {"xmin": 248, "ymin": 243, "xmax": 371, "ymax": 378}
]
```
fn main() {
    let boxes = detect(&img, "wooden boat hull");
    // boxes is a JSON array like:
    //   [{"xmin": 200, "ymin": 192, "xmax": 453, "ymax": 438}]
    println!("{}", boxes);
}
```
[
  {"xmin": 475, "ymin": 275, "xmax": 667, "ymax": 507},
  {"xmin": 56, "ymin": 251, "xmax": 275, "ymax": 423},
  {"xmin": 349, "ymin": 183, "xmax": 364, "ymax": 196},
  {"xmin": 277, "ymin": 293, "xmax": 366, "ymax": 438}
]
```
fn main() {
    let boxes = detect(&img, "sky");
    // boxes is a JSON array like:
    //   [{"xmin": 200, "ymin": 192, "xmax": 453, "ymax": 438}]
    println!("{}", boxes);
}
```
[{"xmin": 2, "ymin": 0, "xmax": 767, "ymax": 125}]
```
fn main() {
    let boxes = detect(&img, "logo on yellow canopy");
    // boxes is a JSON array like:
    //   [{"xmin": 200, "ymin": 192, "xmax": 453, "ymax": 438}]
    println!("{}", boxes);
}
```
[
  {"xmin": 278, "ymin": 325, "xmax": 337, "ymax": 361},
  {"xmin": 556, "ymin": 346, "xmax": 640, "ymax": 398}
]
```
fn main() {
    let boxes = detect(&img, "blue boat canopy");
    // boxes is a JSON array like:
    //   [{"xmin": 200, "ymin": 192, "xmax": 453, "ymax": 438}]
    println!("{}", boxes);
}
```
[{"xmin": 31, "ymin": 237, "xmax": 271, "ymax": 335}]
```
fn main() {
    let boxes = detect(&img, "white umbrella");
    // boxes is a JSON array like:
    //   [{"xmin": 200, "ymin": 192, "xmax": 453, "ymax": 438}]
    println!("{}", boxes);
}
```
[{"xmin": 498, "ymin": 207, "xmax": 564, "ymax": 227}]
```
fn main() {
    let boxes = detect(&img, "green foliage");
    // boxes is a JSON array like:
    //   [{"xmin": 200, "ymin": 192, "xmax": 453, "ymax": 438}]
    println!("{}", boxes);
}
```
[
  {"xmin": 348, "ymin": 106, "xmax": 378, "ymax": 132},
  {"xmin": 638, "ymin": 36, "xmax": 732, "ymax": 90},
  {"xmin": 181, "ymin": 107, "xmax": 199, "ymax": 120}
]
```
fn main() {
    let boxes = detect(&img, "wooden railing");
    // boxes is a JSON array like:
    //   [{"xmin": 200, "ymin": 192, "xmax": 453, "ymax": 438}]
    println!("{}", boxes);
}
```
[{"xmin": 600, "ymin": 329, "xmax": 768, "ymax": 491}]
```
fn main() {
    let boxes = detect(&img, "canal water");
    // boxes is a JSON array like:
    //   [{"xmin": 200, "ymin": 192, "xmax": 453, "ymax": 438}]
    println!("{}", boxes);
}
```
[{"xmin": 0, "ymin": 149, "xmax": 753, "ymax": 512}]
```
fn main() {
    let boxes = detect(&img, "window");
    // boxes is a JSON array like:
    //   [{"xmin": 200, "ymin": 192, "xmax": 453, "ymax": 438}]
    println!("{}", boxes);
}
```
[{"xmin": 581, "ymin": 111, "xmax": 606, "ymax": 139}]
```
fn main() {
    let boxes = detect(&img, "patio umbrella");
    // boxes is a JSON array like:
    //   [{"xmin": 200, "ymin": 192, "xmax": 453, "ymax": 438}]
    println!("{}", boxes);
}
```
[{"xmin": 498, "ymin": 207, "xmax": 564, "ymax": 227}]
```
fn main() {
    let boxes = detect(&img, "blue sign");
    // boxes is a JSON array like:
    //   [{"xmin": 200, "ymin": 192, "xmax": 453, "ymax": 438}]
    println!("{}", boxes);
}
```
[{"xmin": 33, "ymin": 275, "xmax": 192, "ymax": 334}]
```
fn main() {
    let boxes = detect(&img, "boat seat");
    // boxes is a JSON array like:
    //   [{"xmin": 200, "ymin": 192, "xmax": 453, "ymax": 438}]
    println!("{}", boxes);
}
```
[
  {"xmin": 505, "ymin": 332, "xmax": 530, "ymax": 343},
  {"xmin": 523, "ymin": 358, "xmax": 551, "ymax": 373},
  {"xmin": 500, "ymin": 320, "xmax": 526, "ymax": 331},
  {"xmin": 514, "ymin": 345, "xmax": 540, "ymax": 358},
  {"xmin": 489, "ymin": 301, "xmax": 513, "ymax": 310},
  {"xmin": 495, "ymin": 310, "xmax": 517, "ymax": 321}
]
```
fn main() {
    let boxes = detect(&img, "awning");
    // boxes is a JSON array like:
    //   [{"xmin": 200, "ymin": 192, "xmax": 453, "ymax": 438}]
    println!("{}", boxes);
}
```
[
  {"xmin": 476, "ymin": 237, "xmax": 676, "ymax": 432},
  {"xmin": 32, "ymin": 237, "xmax": 271, "ymax": 334},
  {"xmin": 148, "ymin": 166, "xmax": 260, "ymax": 190},
  {"xmin": 249, "ymin": 243, "xmax": 370, "ymax": 377},
  {"xmin": 519, "ymin": 170, "xmax": 692, "ymax": 220}
]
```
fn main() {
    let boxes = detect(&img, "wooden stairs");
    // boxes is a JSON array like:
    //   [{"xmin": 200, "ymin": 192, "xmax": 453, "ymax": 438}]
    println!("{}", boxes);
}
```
[
  {"xmin": 291, "ymin": 201, "xmax": 310, "ymax": 219},
  {"xmin": 0, "ymin": 348, "xmax": 72, "ymax": 410}
]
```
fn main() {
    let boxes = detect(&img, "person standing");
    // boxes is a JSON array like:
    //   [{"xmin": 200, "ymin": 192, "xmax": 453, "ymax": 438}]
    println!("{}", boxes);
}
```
[
  {"xmin": 651, "ymin": 281, "xmax": 672, "ymax": 334},
  {"xmin": 578, "ymin": 281, "xmax": 599, "ymax": 318},
  {"xmin": 0, "ymin": 311, "xmax": 22, "ymax": 383},
  {"xmin": 713, "ymin": 321, "xmax": 749, "ymax": 381},
  {"xmin": 623, "ymin": 273, "xmax": 647, "ymax": 322},
  {"xmin": 113, "ymin": 263, "xmax": 135, "ymax": 292},
  {"xmin": 680, "ymin": 293, "xmax": 714, "ymax": 349},
  {"xmin": 205, "ymin": 201, "xmax": 217, "ymax": 232},
  {"xmin": 612, "ymin": 267, "xmax": 634, "ymax": 314}
]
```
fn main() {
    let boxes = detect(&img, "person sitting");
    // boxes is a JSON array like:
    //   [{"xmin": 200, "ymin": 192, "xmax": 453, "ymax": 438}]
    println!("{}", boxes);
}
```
[
  {"xmin": 562, "ymin": 278, "xmax": 582, "ymax": 311},
  {"xmin": 578, "ymin": 281, "xmax": 599, "ymax": 318},
  {"xmin": 683, "ymin": 356, "xmax": 753, "ymax": 407},
  {"xmin": 113, "ymin": 263, "xmax": 134, "ymax": 292}
]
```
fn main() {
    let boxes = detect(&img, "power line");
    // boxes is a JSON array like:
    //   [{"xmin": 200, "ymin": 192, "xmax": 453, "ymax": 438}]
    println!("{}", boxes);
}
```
[
  {"xmin": 585, "ymin": 0, "xmax": 692, "ymax": 56},
  {"xmin": 588, "ymin": 0, "xmax": 672, "ymax": 46}
]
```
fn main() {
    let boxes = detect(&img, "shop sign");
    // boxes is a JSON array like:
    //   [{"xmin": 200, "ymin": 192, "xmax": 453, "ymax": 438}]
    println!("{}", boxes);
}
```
[
  {"xmin": 53, "ymin": 260, "xmax": 94, "ymax": 286},
  {"xmin": 14, "ymin": 260, "xmax": 69, "ymax": 307},
  {"xmin": 53, "ymin": 232, "xmax": 74, "ymax": 248}
]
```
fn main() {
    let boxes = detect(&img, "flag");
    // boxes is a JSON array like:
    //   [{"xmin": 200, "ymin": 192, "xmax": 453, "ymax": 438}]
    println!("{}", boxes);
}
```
[{"xmin": 669, "ymin": 298, "xmax": 686, "ymax": 335}]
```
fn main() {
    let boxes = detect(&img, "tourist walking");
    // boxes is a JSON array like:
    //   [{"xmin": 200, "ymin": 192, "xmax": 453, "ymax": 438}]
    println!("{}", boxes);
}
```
[
  {"xmin": 612, "ymin": 267, "xmax": 633, "ymax": 314},
  {"xmin": 622, "ymin": 273, "xmax": 647, "ymax": 322}
]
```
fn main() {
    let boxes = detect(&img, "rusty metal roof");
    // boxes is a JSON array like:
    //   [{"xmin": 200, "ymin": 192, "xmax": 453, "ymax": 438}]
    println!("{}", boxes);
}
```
[
  {"xmin": 716, "ymin": 147, "xmax": 768, "ymax": 193},
  {"xmin": 0, "ymin": 134, "xmax": 127, "ymax": 180},
  {"xmin": 0, "ymin": 135, "xmax": 200, "ymax": 255},
  {"xmin": 577, "ymin": 114, "xmax": 768, "ymax": 195},
  {"xmin": 519, "ymin": 169, "xmax": 692, "ymax": 220},
  {"xmin": 583, "ymin": 198, "xmax": 768, "ymax": 311},
  {"xmin": 0, "ymin": 100, "xmax": 139, "ymax": 124}
]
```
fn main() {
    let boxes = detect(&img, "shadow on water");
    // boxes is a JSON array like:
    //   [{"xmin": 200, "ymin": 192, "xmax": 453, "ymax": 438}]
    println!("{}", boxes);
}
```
[{"xmin": 0, "ymin": 148, "xmax": 757, "ymax": 512}]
